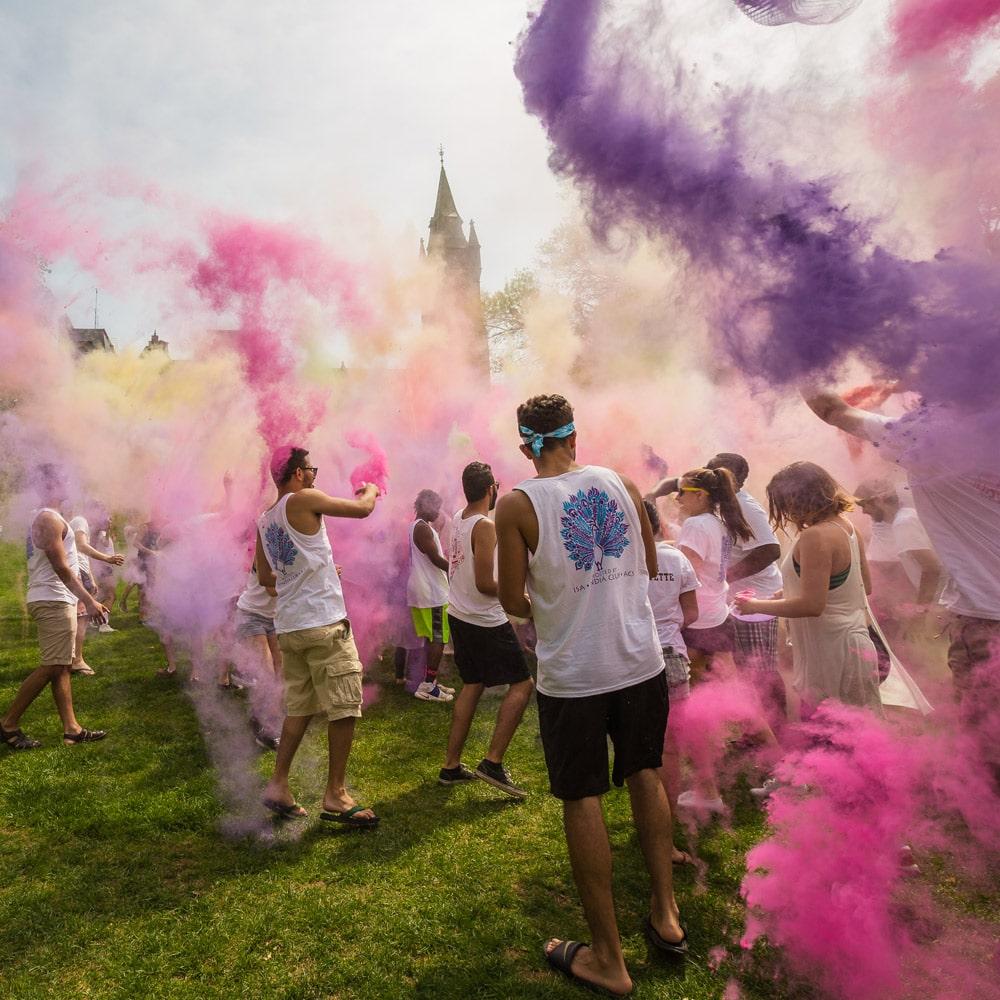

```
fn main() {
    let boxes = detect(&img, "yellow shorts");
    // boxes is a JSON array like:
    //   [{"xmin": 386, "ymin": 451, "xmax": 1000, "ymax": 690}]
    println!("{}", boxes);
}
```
[
  {"xmin": 410, "ymin": 605, "xmax": 450, "ymax": 644},
  {"xmin": 28, "ymin": 601, "xmax": 78, "ymax": 666},
  {"xmin": 277, "ymin": 620, "xmax": 363, "ymax": 721}
]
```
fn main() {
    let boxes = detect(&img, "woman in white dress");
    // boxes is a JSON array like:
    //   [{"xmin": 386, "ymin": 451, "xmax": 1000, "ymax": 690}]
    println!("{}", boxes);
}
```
[{"xmin": 735, "ymin": 462, "xmax": 930, "ymax": 717}]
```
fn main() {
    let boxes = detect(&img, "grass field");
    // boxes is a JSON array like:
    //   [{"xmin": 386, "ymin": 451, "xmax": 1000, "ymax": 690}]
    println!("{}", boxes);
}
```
[{"xmin": 0, "ymin": 540, "xmax": 800, "ymax": 1000}]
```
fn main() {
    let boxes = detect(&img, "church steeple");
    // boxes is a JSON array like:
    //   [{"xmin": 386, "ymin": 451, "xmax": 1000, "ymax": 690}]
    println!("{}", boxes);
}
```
[{"xmin": 427, "ymin": 148, "xmax": 468, "ymax": 255}]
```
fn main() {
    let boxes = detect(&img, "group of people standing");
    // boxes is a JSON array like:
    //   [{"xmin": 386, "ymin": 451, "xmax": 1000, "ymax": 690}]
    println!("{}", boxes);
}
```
[{"xmin": 3, "ymin": 385, "xmax": 998, "ymax": 999}]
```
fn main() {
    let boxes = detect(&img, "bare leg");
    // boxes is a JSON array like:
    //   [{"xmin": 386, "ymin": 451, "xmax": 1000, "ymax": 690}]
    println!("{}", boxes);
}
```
[
  {"xmin": 444, "ymin": 683, "xmax": 484, "ymax": 769},
  {"xmin": 2, "ymin": 664, "xmax": 62, "ymax": 730},
  {"xmin": 626, "ymin": 768, "xmax": 684, "ymax": 942},
  {"xmin": 72, "ymin": 616, "xmax": 89, "ymax": 670},
  {"xmin": 484, "ymin": 678, "xmax": 533, "ymax": 764},
  {"xmin": 393, "ymin": 645, "xmax": 407, "ymax": 685},
  {"xmin": 424, "ymin": 640, "xmax": 444, "ymax": 682},
  {"xmin": 265, "ymin": 632, "xmax": 283, "ymax": 679},
  {"xmin": 263, "ymin": 714, "xmax": 311, "ymax": 805},
  {"xmin": 545, "ymin": 796, "xmax": 632, "ymax": 996},
  {"xmin": 50, "ymin": 665, "xmax": 82, "ymax": 734},
  {"xmin": 322, "ymin": 717, "xmax": 376, "ymax": 821}
]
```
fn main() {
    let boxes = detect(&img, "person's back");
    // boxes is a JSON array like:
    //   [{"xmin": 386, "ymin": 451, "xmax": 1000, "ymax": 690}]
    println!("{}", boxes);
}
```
[
  {"xmin": 447, "ymin": 510, "xmax": 506, "ymax": 628},
  {"xmin": 515, "ymin": 464, "xmax": 660, "ymax": 698},
  {"xmin": 407, "ymin": 517, "xmax": 448, "ymax": 608}
]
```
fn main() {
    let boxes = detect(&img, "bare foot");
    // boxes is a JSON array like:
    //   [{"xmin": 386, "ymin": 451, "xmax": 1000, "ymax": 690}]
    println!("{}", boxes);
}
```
[
  {"xmin": 544, "ymin": 939, "xmax": 632, "ymax": 997},
  {"xmin": 650, "ymin": 908, "xmax": 685, "ymax": 946},
  {"xmin": 672, "ymin": 846, "xmax": 696, "ymax": 866}
]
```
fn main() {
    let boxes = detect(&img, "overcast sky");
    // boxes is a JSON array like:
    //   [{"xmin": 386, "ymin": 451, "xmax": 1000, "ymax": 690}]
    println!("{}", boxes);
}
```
[{"xmin": 0, "ymin": 1, "xmax": 570, "ymax": 346}]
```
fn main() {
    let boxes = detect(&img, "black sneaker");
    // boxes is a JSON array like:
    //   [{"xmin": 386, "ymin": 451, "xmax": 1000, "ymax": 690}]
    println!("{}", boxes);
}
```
[
  {"xmin": 475, "ymin": 758, "xmax": 527, "ymax": 799},
  {"xmin": 438, "ymin": 763, "xmax": 477, "ymax": 786}
]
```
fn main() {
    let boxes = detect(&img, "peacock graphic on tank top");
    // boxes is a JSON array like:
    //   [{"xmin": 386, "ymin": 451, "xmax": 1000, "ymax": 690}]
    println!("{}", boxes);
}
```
[
  {"xmin": 560, "ymin": 487, "xmax": 631, "ymax": 572},
  {"xmin": 264, "ymin": 522, "xmax": 299, "ymax": 576}
]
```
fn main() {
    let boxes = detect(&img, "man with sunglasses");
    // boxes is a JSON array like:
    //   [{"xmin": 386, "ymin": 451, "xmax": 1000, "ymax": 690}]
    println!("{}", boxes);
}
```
[
  {"xmin": 438, "ymin": 462, "xmax": 534, "ymax": 797},
  {"xmin": 255, "ymin": 446, "xmax": 381, "ymax": 827}
]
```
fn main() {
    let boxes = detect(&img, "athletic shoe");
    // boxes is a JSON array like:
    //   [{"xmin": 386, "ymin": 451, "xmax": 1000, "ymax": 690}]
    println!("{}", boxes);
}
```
[
  {"xmin": 97, "ymin": 622, "xmax": 116, "ymax": 633},
  {"xmin": 676, "ymin": 790, "xmax": 726, "ymax": 813},
  {"xmin": 254, "ymin": 733, "xmax": 280, "ymax": 752},
  {"xmin": 475, "ymin": 758, "xmax": 528, "ymax": 799},
  {"xmin": 438, "ymin": 763, "xmax": 477, "ymax": 785},
  {"xmin": 435, "ymin": 682, "xmax": 456, "ymax": 695},
  {"xmin": 414, "ymin": 681, "xmax": 453, "ymax": 703}
]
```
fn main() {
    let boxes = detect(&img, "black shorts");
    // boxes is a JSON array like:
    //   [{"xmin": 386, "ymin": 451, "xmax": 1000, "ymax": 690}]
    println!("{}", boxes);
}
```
[
  {"xmin": 536, "ymin": 670, "xmax": 668, "ymax": 801},
  {"xmin": 682, "ymin": 616, "xmax": 736, "ymax": 655},
  {"xmin": 449, "ymin": 616, "xmax": 532, "ymax": 687}
]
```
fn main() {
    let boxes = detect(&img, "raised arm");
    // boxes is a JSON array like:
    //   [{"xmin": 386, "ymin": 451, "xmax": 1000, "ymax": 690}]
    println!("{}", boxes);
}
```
[
  {"xmin": 413, "ymin": 520, "xmax": 449, "ymax": 572},
  {"xmin": 471, "ymin": 517, "xmax": 499, "ymax": 597},
  {"xmin": 35, "ymin": 512, "xmax": 106, "ymax": 618},
  {"xmin": 803, "ymin": 390, "xmax": 879, "ymax": 440},
  {"xmin": 644, "ymin": 475, "xmax": 680, "ymax": 502},
  {"xmin": 495, "ymin": 491, "xmax": 533, "ymax": 619},
  {"xmin": 621, "ymin": 473, "xmax": 658, "ymax": 579},
  {"xmin": 295, "ymin": 484, "xmax": 380, "ymax": 520}
]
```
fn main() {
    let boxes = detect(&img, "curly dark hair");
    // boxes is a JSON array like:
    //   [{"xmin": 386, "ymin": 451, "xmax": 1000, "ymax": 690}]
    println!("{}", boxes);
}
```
[{"xmin": 516, "ymin": 394, "xmax": 574, "ymax": 452}]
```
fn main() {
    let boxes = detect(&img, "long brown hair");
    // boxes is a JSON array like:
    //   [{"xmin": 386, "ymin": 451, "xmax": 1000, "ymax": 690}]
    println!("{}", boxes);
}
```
[
  {"xmin": 681, "ymin": 467, "xmax": 753, "ymax": 543},
  {"xmin": 766, "ymin": 461, "xmax": 854, "ymax": 532}
]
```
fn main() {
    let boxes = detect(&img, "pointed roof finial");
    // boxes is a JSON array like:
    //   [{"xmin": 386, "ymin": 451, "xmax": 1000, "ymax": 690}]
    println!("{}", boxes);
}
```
[{"xmin": 438, "ymin": 144, "xmax": 444, "ymax": 166}]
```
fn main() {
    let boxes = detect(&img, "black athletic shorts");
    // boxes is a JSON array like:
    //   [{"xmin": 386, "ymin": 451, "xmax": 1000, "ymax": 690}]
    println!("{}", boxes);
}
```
[
  {"xmin": 449, "ymin": 616, "xmax": 532, "ymax": 687},
  {"xmin": 536, "ymin": 670, "xmax": 668, "ymax": 801}
]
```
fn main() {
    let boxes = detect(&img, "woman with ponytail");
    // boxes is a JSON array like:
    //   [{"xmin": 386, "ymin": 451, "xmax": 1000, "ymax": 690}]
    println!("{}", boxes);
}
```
[{"xmin": 675, "ymin": 466, "xmax": 753, "ymax": 665}]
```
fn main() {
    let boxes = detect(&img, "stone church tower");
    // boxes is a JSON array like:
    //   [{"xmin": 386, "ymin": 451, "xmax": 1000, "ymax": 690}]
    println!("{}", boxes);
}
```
[{"xmin": 420, "ymin": 150, "xmax": 488, "ymax": 371}]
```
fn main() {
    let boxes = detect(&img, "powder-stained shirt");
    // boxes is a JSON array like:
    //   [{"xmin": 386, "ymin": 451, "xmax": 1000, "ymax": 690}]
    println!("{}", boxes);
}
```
[
  {"xmin": 858, "ymin": 410, "xmax": 1000, "ymax": 620},
  {"xmin": 677, "ymin": 512, "xmax": 731, "ymax": 629}
]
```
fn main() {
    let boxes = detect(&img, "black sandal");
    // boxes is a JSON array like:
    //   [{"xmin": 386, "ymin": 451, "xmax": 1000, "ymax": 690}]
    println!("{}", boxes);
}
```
[
  {"xmin": 63, "ymin": 728, "xmax": 108, "ymax": 746},
  {"xmin": 1, "ymin": 725, "xmax": 42, "ymax": 751},
  {"xmin": 643, "ymin": 916, "xmax": 689, "ymax": 958}
]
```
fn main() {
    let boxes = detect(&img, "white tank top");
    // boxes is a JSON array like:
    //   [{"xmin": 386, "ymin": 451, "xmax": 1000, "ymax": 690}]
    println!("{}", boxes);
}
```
[
  {"xmin": 236, "ymin": 566, "xmax": 276, "ymax": 619},
  {"xmin": 258, "ymin": 494, "xmax": 346, "ymax": 634},
  {"xmin": 447, "ymin": 511, "xmax": 507, "ymax": 628},
  {"xmin": 27, "ymin": 508, "xmax": 79, "ymax": 604},
  {"xmin": 406, "ymin": 520, "xmax": 449, "ymax": 607},
  {"xmin": 515, "ymin": 465, "xmax": 662, "ymax": 698}
]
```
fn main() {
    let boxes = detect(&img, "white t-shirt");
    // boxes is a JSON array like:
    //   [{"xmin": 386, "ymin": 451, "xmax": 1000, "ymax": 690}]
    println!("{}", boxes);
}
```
[
  {"xmin": 729, "ymin": 490, "xmax": 782, "ymax": 600},
  {"xmin": 677, "ymin": 512, "xmax": 731, "ymax": 628},
  {"xmin": 69, "ymin": 516, "xmax": 91, "ymax": 575},
  {"xmin": 859, "ymin": 410, "xmax": 1000, "ymax": 620},
  {"xmin": 867, "ymin": 507, "xmax": 938, "ymax": 594},
  {"xmin": 648, "ymin": 542, "xmax": 700, "ymax": 657},
  {"xmin": 515, "ymin": 465, "xmax": 662, "ymax": 698},
  {"xmin": 406, "ymin": 520, "xmax": 449, "ymax": 608}
]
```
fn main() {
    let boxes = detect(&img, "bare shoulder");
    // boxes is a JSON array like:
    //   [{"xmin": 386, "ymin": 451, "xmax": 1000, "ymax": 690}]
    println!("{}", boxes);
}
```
[
  {"xmin": 472, "ymin": 516, "xmax": 497, "ymax": 539},
  {"xmin": 32, "ymin": 509, "xmax": 64, "ymax": 543}
]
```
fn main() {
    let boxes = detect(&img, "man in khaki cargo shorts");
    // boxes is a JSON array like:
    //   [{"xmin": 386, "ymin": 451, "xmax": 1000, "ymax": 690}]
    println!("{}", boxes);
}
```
[
  {"xmin": 1, "ymin": 467, "xmax": 109, "ymax": 751},
  {"xmin": 256, "ymin": 446, "xmax": 381, "ymax": 827}
]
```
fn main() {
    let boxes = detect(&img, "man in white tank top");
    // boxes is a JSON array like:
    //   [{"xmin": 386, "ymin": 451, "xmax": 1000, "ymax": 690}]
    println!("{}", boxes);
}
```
[
  {"xmin": 437, "ymin": 462, "xmax": 534, "ymax": 797},
  {"xmin": 2, "ymin": 465, "xmax": 109, "ymax": 751},
  {"xmin": 255, "ymin": 446, "xmax": 381, "ymax": 827},
  {"xmin": 495, "ymin": 395, "xmax": 687, "ymax": 997},
  {"xmin": 406, "ymin": 489, "xmax": 454, "ymax": 703}
]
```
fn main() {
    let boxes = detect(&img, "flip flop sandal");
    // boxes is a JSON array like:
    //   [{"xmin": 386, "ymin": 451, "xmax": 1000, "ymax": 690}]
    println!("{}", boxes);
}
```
[
  {"xmin": 643, "ymin": 916, "xmax": 689, "ymax": 958},
  {"xmin": 672, "ymin": 849, "xmax": 697, "ymax": 866},
  {"xmin": 319, "ymin": 805, "xmax": 379, "ymax": 829},
  {"xmin": 263, "ymin": 799, "xmax": 307, "ymax": 820},
  {"xmin": 543, "ymin": 940, "xmax": 632, "ymax": 997},
  {"xmin": 1, "ymin": 725, "xmax": 42, "ymax": 750}
]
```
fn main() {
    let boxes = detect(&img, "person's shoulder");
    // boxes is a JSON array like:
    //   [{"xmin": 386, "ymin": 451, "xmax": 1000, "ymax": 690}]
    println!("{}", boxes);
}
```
[{"xmin": 69, "ymin": 515, "xmax": 88, "ymax": 530}]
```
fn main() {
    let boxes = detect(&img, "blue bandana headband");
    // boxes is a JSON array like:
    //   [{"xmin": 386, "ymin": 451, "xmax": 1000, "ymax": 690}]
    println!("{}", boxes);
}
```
[{"xmin": 519, "ymin": 421, "xmax": 576, "ymax": 457}]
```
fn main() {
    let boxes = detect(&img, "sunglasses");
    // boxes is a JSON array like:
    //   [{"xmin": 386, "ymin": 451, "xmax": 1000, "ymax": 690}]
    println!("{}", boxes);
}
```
[{"xmin": 301, "ymin": 466, "xmax": 318, "ymax": 476}]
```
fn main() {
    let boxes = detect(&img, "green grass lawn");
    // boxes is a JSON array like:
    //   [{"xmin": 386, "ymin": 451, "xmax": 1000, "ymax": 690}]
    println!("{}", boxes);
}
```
[{"xmin": 0, "ymin": 540, "xmax": 794, "ymax": 1000}]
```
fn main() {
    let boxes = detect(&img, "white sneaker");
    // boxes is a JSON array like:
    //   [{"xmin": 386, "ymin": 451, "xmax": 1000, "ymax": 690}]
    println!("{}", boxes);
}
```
[
  {"xmin": 435, "ymin": 682, "xmax": 456, "ymax": 695},
  {"xmin": 676, "ymin": 790, "xmax": 726, "ymax": 813},
  {"xmin": 98, "ymin": 622, "xmax": 116, "ymax": 633},
  {"xmin": 414, "ymin": 681, "xmax": 453, "ymax": 703}
]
